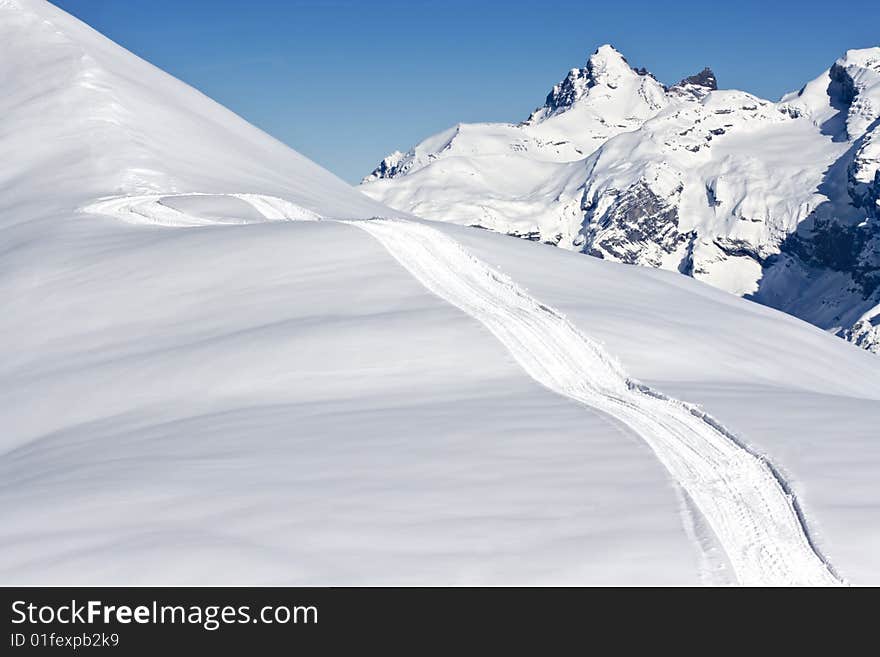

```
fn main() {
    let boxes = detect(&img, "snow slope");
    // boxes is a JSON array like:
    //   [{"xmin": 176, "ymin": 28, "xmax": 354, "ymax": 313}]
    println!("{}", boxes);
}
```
[
  {"xmin": 1, "ymin": 0, "xmax": 879, "ymax": 585},
  {"xmin": 445, "ymin": 225, "xmax": 880, "ymax": 584},
  {"xmin": 361, "ymin": 45, "xmax": 880, "ymax": 354},
  {"xmin": 350, "ymin": 219, "xmax": 840, "ymax": 586},
  {"xmin": 0, "ymin": 0, "xmax": 396, "ymax": 223}
]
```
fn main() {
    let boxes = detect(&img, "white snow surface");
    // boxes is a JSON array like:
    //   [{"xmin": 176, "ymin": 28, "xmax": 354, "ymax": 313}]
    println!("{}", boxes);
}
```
[
  {"xmin": 350, "ymin": 219, "xmax": 841, "ymax": 586},
  {"xmin": 1, "ymin": 0, "xmax": 879, "ymax": 585}
]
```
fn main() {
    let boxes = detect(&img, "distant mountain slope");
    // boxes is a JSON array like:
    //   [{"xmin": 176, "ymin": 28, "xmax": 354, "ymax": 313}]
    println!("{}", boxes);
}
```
[{"xmin": 361, "ymin": 45, "xmax": 880, "ymax": 353}]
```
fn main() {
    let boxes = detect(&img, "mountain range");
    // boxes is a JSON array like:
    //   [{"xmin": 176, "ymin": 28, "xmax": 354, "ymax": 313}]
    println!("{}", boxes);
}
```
[{"xmin": 361, "ymin": 44, "xmax": 880, "ymax": 354}]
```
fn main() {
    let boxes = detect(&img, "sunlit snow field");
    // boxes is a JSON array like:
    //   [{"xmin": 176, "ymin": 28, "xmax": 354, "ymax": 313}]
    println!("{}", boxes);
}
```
[{"xmin": 1, "ymin": 0, "xmax": 878, "ymax": 585}]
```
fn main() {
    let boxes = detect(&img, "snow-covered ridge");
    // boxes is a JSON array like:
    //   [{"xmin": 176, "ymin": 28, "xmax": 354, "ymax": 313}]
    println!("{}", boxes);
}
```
[
  {"xmin": 361, "ymin": 44, "xmax": 880, "ymax": 353},
  {"xmin": 361, "ymin": 45, "xmax": 671, "ymax": 187},
  {"xmin": 0, "ymin": 0, "xmax": 395, "ymax": 224}
]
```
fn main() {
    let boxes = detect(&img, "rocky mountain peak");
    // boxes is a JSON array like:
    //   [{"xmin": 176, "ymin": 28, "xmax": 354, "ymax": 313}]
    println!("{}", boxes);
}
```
[
  {"xmin": 527, "ymin": 44, "xmax": 661, "ymax": 123},
  {"xmin": 585, "ymin": 44, "xmax": 635, "ymax": 83},
  {"xmin": 667, "ymin": 67, "xmax": 717, "ymax": 100},
  {"xmin": 675, "ymin": 67, "xmax": 717, "ymax": 90}
]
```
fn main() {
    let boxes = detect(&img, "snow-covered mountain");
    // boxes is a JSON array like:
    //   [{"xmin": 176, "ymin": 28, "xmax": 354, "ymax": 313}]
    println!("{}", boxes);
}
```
[
  {"xmin": 2, "ymin": 1, "xmax": 880, "ymax": 586},
  {"xmin": 0, "ymin": 0, "xmax": 396, "ymax": 223},
  {"xmin": 361, "ymin": 45, "xmax": 880, "ymax": 353}
]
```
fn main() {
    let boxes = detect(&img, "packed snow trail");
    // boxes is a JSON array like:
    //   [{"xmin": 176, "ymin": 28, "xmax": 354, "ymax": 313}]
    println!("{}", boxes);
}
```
[
  {"xmin": 82, "ymin": 194, "xmax": 842, "ymax": 585},
  {"xmin": 349, "ymin": 218, "xmax": 843, "ymax": 586},
  {"xmin": 82, "ymin": 193, "xmax": 321, "ymax": 227}
]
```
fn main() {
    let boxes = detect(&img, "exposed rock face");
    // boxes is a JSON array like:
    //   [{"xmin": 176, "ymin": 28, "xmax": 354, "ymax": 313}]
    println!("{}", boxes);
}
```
[
  {"xmin": 669, "ymin": 67, "xmax": 718, "ymax": 100},
  {"xmin": 849, "ymin": 129, "xmax": 880, "ymax": 217},
  {"xmin": 361, "ymin": 45, "xmax": 880, "ymax": 353},
  {"xmin": 580, "ymin": 179, "xmax": 690, "ymax": 268},
  {"xmin": 872, "ymin": 170, "xmax": 880, "ymax": 220},
  {"xmin": 363, "ymin": 150, "xmax": 407, "ymax": 182},
  {"xmin": 785, "ymin": 217, "xmax": 879, "ymax": 296},
  {"xmin": 844, "ymin": 315, "xmax": 880, "ymax": 352},
  {"xmin": 679, "ymin": 67, "xmax": 718, "ymax": 90},
  {"xmin": 541, "ymin": 67, "xmax": 594, "ymax": 116},
  {"xmin": 830, "ymin": 62, "xmax": 858, "ymax": 107}
]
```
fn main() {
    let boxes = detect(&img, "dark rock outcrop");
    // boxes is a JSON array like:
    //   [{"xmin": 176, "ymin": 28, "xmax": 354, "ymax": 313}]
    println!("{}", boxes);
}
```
[
  {"xmin": 674, "ymin": 67, "xmax": 718, "ymax": 91},
  {"xmin": 579, "ymin": 181, "xmax": 691, "ymax": 267}
]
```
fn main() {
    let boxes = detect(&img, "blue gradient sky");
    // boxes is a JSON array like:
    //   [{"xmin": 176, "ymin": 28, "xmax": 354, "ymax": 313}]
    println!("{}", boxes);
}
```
[{"xmin": 53, "ymin": 0, "xmax": 880, "ymax": 183}]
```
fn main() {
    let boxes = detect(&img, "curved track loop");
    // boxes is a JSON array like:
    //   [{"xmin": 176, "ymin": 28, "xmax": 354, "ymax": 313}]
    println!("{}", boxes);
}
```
[{"xmin": 82, "ymin": 192, "xmax": 320, "ymax": 227}]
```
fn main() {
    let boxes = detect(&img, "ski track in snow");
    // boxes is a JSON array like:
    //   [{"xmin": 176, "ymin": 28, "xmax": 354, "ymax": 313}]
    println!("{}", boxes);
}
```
[
  {"xmin": 348, "ymin": 219, "xmax": 843, "ymax": 587},
  {"xmin": 82, "ymin": 192, "xmax": 321, "ymax": 227},
  {"xmin": 83, "ymin": 195, "xmax": 844, "ymax": 586}
]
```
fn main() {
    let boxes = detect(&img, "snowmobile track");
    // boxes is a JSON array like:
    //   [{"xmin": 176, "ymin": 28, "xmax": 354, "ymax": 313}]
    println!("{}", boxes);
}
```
[
  {"xmin": 349, "ymin": 218, "xmax": 843, "ymax": 586},
  {"xmin": 82, "ymin": 194, "xmax": 844, "ymax": 585}
]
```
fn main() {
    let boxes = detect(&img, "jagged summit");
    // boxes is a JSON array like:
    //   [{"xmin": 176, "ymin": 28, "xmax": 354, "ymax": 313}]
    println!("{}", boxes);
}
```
[
  {"xmin": 675, "ymin": 67, "xmax": 717, "ymax": 90},
  {"xmin": 667, "ymin": 67, "xmax": 717, "ymax": 100},
  {"xmin": 533, "ymin": 46, "xmax": 715, "ymax": 120},
  {"xmin": 584, "ymin": 44, "xmax": 639, "ymax": 81},
  {"xmin": 525, "ymin": 44, "xmax": 666, "ymax": 124}
]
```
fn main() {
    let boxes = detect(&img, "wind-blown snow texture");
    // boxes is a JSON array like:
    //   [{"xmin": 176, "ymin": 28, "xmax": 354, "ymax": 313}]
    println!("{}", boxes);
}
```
[
  {"xmin": 361, "ymin": 45, "xmax": 880, "ymax": 354},
  {"xmin": 2, "ymin": 0, "xmax": 879, "ymax": 585}
]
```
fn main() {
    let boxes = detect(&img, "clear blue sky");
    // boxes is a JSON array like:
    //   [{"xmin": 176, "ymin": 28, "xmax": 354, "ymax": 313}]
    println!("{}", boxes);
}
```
[{"xmin": 52, "ymin": 0, "xmax": 880, "ymax": 183}]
